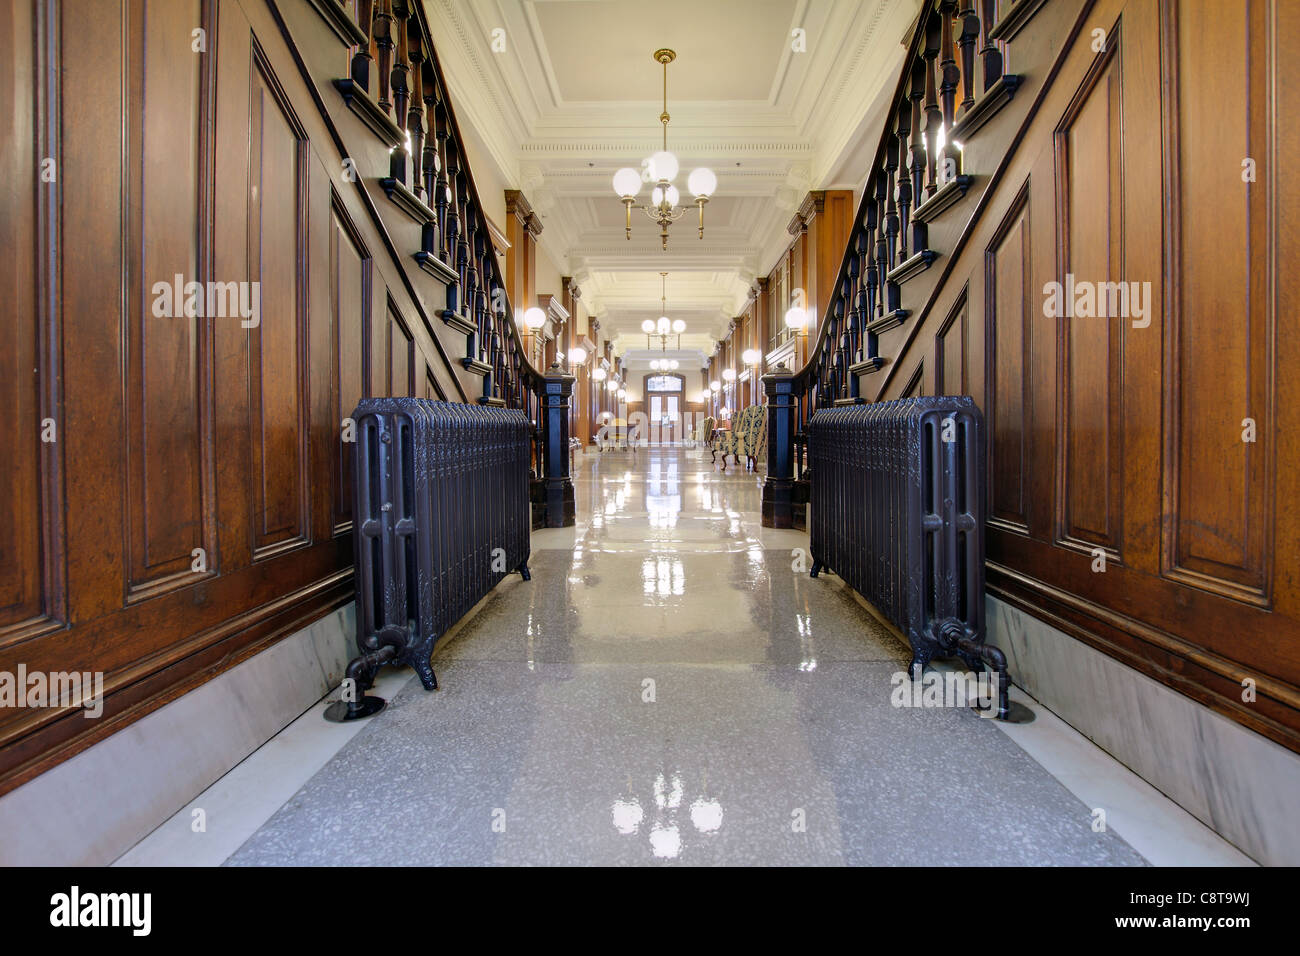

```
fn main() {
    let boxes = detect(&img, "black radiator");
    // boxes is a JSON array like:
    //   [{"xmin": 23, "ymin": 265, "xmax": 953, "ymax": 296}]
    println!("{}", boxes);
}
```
[
  {"xmin": 807, "ymin": 397, "xmax": 1022, "ymax": 720},
  {"xmin": 329, "ymin": 398, "xmax": 532, "ymax": 720}
]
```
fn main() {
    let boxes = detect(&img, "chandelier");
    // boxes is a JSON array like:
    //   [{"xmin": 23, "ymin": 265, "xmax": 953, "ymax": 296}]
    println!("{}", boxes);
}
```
[
  {"xmin": 611, "ymin": 50, "xmax": 717, "ymax": 250},
  {"xmin": 642, "ymin": 273, "xmax": 686, "ymax": 350}
]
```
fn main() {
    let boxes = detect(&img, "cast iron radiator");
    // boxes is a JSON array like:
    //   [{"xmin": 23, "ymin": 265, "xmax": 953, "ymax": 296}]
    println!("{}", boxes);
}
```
[
  {"xmin": 807, "ymin": 397, "xmax": 1020, "ymax": 720},
  {"xmin": 331, "ymin": 398, "xmax": 532, "ymax": 721}
]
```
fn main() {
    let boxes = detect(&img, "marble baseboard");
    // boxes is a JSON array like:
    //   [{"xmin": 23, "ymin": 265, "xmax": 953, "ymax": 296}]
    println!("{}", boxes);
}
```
[
  {"xmin": 988, "ymin": 596, "xmax": 1300, "ymax": 866},
  {"xmin": 0, "ymin": 604, "xmax": 356, "ymax": 866}
]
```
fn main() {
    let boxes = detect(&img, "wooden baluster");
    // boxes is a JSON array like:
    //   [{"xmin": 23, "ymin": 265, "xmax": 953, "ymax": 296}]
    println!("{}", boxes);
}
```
[
  {"xmin": 443, "ymin": 145, "xmax": 461, "ymax": 312},
  {"xmin": 846, "ymin": 226, "xmax": 861, "ymax": 361},
  {"xmin": 463, "ymin": 208, "xmax": 478, "ymax": 335},
  {"xmin": 978, "ymin": 0, "xmax": 1003, "ymax": 95},
  {"xmin": 433, "ymin": 92, "xmax": 450, "ymax": 261},
  {"xmin": 351, "ymin": 0, "xmax": 375, "ymax": 92},
  {"xmin": 937, "ymin": 0, "xmax": 960, "ymax": 181},
  {"xmin": 456, "ymin": 171, "xmax": 470, "ymax": 298},
  {"xmin": 373, "ymin": 0, "xmax": 394, "ymax": 116},
  {"xmin": 444, "ymin": 142, "xmax": 460, "ymax": 266},
  {"xmin": 883, "ymin": 134, "xmax": 900, "ymax": 270},
  {"xmin": 406, "ymin": 17, "xmax": 426, "ymax": 199},
  {"xmin": 854, "ymin": 227, "xmax": 871, "ymax": 361},
  {"xmin": 922, "ymin": 10, "xmax": 943, "ymax": 198},
  {"xmin": 421, "ymin": 64, "xmax": 438, "ymax": 204},
  {"xmin": 862, "ymin": 199, "xmax": 880, "ymax": 333},
  {"xmin": 907, "ymin": 62, "xmax": 929, "ymax": 252},
  {"xmin": 873, "ymin": 176, "xmax": 889, "ymax": 318},
  {"xmin": 958, "ymin": 0, "xmax": 980, "ymax": 116},
  {"xmin": 895, "ymin": 97, "xmax": 912, "ymax": 262},
  {"xmin": 391, "ymin": 2, "xmax": 411, "ymax": 135}
]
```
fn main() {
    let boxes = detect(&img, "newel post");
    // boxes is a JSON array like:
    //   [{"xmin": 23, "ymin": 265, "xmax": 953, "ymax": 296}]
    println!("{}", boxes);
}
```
[
  {"xmin": 761, "ymin": 364, "xmax": 797, "ymax": 528},
  {"xmin": 542, "ymin": 363, "xmax": 576, "ymax": 527}
]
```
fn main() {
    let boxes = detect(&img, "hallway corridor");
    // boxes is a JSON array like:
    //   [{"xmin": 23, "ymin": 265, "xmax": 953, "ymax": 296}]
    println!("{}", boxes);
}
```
[{"xmin": 106, "ymin": 445, "xmax": 1218, "ymax": 867}]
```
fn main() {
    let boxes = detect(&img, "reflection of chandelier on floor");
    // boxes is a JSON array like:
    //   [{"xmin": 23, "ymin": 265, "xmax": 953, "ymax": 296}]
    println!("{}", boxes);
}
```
[
  {"xmin": 612, "ymin": 50, "xmax": 717, "ymax": 250},
  {"xmin": 644, "ymin": 273, "xmax": 686, "ymax": 351}
]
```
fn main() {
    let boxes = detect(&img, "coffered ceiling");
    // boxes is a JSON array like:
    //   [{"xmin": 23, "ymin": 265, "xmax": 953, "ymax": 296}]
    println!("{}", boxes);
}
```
[{"xmin": 423, "ymin": 0, "xmax": 921, "ymax": 360}]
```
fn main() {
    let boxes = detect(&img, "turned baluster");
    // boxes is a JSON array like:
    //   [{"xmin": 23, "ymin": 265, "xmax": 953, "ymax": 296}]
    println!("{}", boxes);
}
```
[
  {"xmin": 883, "ymin": 135, "xmax": 900, "ymax": 270},
  {"xmin": 873, "ymin": 176, "xmax": 889, "ymax": 317},
  {"xmin": 433, "ymin": 92, "xmax": 450, "ymax": 259},
  {"xmin": 373, "ymin": 0, "xmax": 394, "ymax": 116},
  {"xmin": 922, "ymin": 10, "xmax": 943, "ymax": 198},
  {"xmin": 421, "ymin": 64, "xmax": 438, "ymax": 204},
  {"xmin": 907, "ymin": 62, "xmax": 929, "ymax": 253},
  {"xmin": 957, "ymin": 1, "xmax": 980, "ymax": 117},
  {"xmin": 406, "ymin": 19, "xmax": 427, "ymax": 199},
  {"xmin": 978, "ymin": 0, "xmax": 1003, "ymax": 95},
  {"xmin": 895, "ymin": 97, "xmax": 912, "ymax": 262},
  {"xmin": 854, "ymin": 227, "xmax": 871, "ymax": 360},
  {"xmin": 463, "ymin": 209, "xmax": 479, "ymax": 332},
  {"xmin": 392, "ymin": 3, "xmax": 411, "ymax": 134},
  {"xmin": 443, "ymin": 142, "xmax": 460, "ymax": 266},
  {"xmin": 455, "ymin": 171, "xmax": 470, "ymax": 295},
  {"xmin": 846, "ymin": 226, "xmax": 861, "ymax": 359},
  {"xmin": 351, "ymin": 0, "xmax": 375, "ymax": 92},
  {"xmin": 862, "ymin": 200, "xmax": 880, "ymax": 332},
  {"xmin": 937, "ymin": 0, "xmax": 960, "ymax": 181}
]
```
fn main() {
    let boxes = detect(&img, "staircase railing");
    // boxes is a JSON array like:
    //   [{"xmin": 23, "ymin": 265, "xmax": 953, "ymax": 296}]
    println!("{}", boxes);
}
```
[
  {"xmin": 330, "ymin": 0, "xmax": 573, "ymax": 525},
  {"xmin": 763, "ymin": 0, "xmax": 1022, "ymax": 528}
]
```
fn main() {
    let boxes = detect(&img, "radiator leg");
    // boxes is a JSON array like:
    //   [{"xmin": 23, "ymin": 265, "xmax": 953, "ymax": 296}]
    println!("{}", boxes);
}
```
[
  {"xmin": 324, "ymin": 644, "xmax": 395, "ymax": 722},
  {"xmin": 517, "ymin": 560, "xmax": 531, "ymax": 581},
  {"xmin": 411, "ymin": 653, "xmax": 438, "ymax": 692}
]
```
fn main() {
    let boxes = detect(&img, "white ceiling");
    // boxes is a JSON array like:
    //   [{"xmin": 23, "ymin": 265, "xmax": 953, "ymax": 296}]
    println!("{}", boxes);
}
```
[{"xmin": 424, "ymin": 0, "xmax": 920, "ymax": 360}]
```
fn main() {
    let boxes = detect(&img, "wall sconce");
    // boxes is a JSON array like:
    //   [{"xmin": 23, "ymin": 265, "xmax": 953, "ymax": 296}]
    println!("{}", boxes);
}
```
[
  {"xmin": 784, "ymin": 306, "xmax": 808, "ymax": 333},
  {"xmin": 709, "ymin": 380, "xmax": 721, "ymax": 393},
  {"xmin": 741, "ymin": 349, "xmax": 760, "ymax": 366},
  {"xmin": 592, "ymin": 367, "xmax": 607, "ymax": 382},
  {"xmin": 569, "ymin": 346, "xmax": 587, "ymax": 366}
]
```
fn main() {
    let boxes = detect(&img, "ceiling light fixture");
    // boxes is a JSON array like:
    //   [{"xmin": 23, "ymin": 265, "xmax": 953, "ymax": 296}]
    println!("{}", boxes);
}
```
[
  {"xmin": 611, "ymin": 49, "xmax": 716, "ymax": 250},
  {"xmin": 643, "ymin": 273, "xmax": 684, "ymax": 351}
]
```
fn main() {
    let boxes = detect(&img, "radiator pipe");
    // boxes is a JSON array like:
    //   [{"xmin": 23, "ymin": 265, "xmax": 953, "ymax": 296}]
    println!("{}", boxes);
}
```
[
  {"xmin": 325, "ymin": 639, "xmax": 399, "ymax": 722},
  {"xmin": 935, "ymin": 618, "xmax": 1021, "ymax": 722}
]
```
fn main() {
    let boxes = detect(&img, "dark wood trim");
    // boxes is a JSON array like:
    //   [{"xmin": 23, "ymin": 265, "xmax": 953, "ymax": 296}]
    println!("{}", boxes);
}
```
[
  {"xmin": 912, "ymin": 174, "xmax": 975, "ymax": 222},
  {"xmin": 949, "ymin": 74, "xmax": 1023, "ymax": 141},
  {"xmin": 379, "ymin": 175, "xmax": 435, "ymax": 224},
  {"xmin": 306, "ymin": 0, "xmax": 368, "ymax": 47},
  {"xmin": 332, "ymin": 78, "xmax": 404, "ymax": 148},
  {"xmin": 988, "ymin": 0, "xmax": 1052, "ymax": 42}
]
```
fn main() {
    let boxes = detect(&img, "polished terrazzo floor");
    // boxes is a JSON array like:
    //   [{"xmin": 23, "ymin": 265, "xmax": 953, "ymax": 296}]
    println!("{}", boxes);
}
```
[{"xmin": 225, "ymin": 446, "xmax": 1147, "ymax": 866}]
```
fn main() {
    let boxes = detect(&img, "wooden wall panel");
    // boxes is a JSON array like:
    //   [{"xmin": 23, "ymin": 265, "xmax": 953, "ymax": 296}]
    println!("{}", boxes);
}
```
[
  {"xmin": 935, "ymin": 288, "xmax": 968, "ymax": 396},
  {"xmin": 247, "ymin": 51, "xmax": 310, "ymax": 558},
  {"xmin": 1163, "ymin": 0, "xmax": 1271, "ymax": 602},
  {"xmin": 330, "ymin": 200, "xmax": 368, "ymax": 534},
  {"xmin": 389, "ymin": 304, "xmax": 414, "ymax": 396},
  {"xmin": 985, "ymin": 186, "xmax": 1032, "ymax": 533},
  {"xmin": 1055, "ymin": 34, "xmax": 1124, "ymax": 556},
  {"xmin": 0, "ymin": 0, "xmax": 64, "ymax": 638},
  {"xmin": 125, "ymin": 0, "xmax": 210, "ymax": 597}
]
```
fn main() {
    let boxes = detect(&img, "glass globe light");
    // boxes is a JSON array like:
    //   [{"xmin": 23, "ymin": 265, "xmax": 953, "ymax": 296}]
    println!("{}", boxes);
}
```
[
  {"xmin": 649, "ymin": 150, "xmax": 678, "ymax": 182},
  {"xmin": 710, "ymin": 380, "xmax": 721, "ymax": 392},
  {"xmin": 722, "ymin": 368, "xmax": 736, "ymax": 382},
  {"xmin": 687, "ymin": 167, "xmax": 717, "ymax": 198},
  {"xmin": 612, "ymin": 167, "xmax": 642, "ymax": 198},
  {"xmin": 669, "ymin": 360, "xmax": 679, "ymax": 370},
  {"xmin": 664, "ymin": 185, "xmax": 680, "ymax": 207},
  {"xmin": 784, "ymin": 306, "xmax": 808, "ymax": 330},
  {"xmin": 592, "ymin": 367, "xmax": 606, "ymax": 381},
  {"xmin": 617, "ymin": 388, "xmax": 627, "ymax": 399},
  {"xmin": 742, "ymin": 349, "xmax": 760, "ymax": 365},
  {"xmin": 606, "ymin": 380, "xmax": 617, "ymax": 392},
  {"xmin": 569, "ymin": 346, "xmax": 586, "ymax": 365},
  {"xmin": 523, "ymin": 307, "xmax": 546, "ymax": 330},
  {"xmin": 657, "ymin": 316, "xmax": 670, "ymax": 335},
  {"xmin": 641, "ymin": 319, "xmax": 655, "ymax": 333},
  {"xmin": 671, "ymin": 319, "xmax": 686, "ymax": 334}
]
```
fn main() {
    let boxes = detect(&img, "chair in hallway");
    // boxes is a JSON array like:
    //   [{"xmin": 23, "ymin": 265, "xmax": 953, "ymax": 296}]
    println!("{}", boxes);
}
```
[
  {"xmin": 711, "ymin": 405, "xmax": 764, "ymax": 471},
  {"xmin": 697, "ymin": 415, "xmax": 715, "ymax": 449}
]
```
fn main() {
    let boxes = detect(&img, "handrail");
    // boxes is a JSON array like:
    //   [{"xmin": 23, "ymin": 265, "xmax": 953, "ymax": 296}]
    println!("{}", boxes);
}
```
[
  {"xmin": 790, "ymin": 6, "xmax": 929, "ymax": 393},
  {"xmin": 412, "ymin": 10, "xmax": 548, "ymax": 395}
]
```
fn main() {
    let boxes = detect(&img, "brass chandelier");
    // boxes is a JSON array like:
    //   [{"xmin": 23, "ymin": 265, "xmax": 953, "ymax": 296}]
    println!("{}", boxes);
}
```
[
  {"xmin": 642, "ymin": 272, "xmax": 687, "ymax": 350},
  {"xmin": 611, "ymin": 49, "xmax": 717, "ymax": 250}
]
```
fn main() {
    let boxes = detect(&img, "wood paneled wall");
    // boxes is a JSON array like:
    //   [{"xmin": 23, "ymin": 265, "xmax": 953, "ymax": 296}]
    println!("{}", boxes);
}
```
[
  {"xmin": 0, "ymin": 0, "xmax": 483, "ymax": 791},
  {"xmin": 861, "ymin": 0, "xmax": 1300, "ymax": 751}
]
